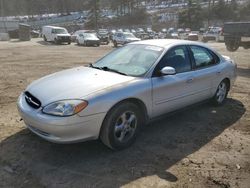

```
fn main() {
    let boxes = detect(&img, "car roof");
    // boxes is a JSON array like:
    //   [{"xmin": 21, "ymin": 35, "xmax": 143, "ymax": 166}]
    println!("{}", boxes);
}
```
[
  {"xmin": 130, "ymin": 39, "xmax": 209, "ymax": 49},
  {"xmin": 44, "ymin": 26, "xmax": 66, "ymax": 30}
]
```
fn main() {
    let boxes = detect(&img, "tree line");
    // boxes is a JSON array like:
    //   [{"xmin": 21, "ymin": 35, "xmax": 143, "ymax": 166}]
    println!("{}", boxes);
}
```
[
  {"xmin": 178, "ymin": 0, "xmax": 250, "ymax": 29},
  {"xmin": 0, "ymin": 0, "xmax": 152, "ymax": 16}
]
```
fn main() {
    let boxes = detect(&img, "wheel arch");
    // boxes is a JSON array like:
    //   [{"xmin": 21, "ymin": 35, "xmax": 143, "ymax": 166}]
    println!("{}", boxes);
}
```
[
  {"xmin": 109, "ymin": 98, "xmax": 149, "ymax": 122},
  {"xmin": 99, "ymin": 97, "xmax": 149, "ymax": 138}
]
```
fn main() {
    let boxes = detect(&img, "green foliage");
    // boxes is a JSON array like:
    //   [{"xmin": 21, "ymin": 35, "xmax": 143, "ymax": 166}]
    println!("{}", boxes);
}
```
[
  {"xmin": 239, "ymin": 0, "xmax": 250, "ymax": 20},
  {"xmin": 178, "ymin": 0, "xmax": 203, "ymax": 30},
  {"xmin": 85, "ymin": 0, "xmax": 100, "ymax": 29}
]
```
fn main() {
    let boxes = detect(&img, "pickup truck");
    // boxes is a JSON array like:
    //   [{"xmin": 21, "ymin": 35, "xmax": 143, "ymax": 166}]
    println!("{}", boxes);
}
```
[{"xmin": 223, "ymin": 22, "xmax": 250, "ymax": 52}]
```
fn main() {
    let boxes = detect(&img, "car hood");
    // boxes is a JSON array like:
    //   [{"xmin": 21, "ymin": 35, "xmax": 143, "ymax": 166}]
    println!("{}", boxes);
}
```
[
  {"xmin": 26, "ymin": 67, "xmax": 135, "ymax": 106},
  {"xmin": 127, "ymin": 37, "xmax": 140, "ymax": 41},
  {"xmin": 57, "ymin": 33, "xmax": 71, "ymax": 37}
]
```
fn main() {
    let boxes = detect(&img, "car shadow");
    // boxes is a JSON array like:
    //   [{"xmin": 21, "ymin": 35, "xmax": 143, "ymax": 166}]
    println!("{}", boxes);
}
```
[
  {"xmin": 237, "ymin": 67, "xmax": 250, "ymax": 78},
  {"xmin": 0, "ymin": 98, "xmax": 245, "ymax": 187},
  {"xmin": 36, "ymin": 40, "xmax": 71, "ymax": 46}
]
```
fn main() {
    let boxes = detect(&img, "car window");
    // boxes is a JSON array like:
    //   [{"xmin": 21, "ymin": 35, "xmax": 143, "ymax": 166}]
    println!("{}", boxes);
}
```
[
  {"xmin": 156, "ymin": 45, "xmax": 191, "ymax": 74},
  {"xmin": 190, "ymin": 46, "xmax": 217, "ymax": 68}
]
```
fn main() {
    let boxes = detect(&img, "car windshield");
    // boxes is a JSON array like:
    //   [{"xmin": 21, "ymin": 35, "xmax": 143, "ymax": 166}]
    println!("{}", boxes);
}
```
[
  {"xmin": 84, "ymin": 33, "xmax": 97, "ymax": 38},
  {"xmin": 92, "ymin": 44, "xmax": 164, "ymax": 77},
  {"xmin": 54, "ymin": 29, "xmax": 67, "ymax": 34},
  {"xmin": 124, "ymin": 33, "xmax": 136, "ymax": 38}
]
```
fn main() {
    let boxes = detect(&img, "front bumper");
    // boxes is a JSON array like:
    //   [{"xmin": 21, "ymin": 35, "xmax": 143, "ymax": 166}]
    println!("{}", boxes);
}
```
[
  {"xmin": 17, "ymin": 93, "xmax": 106, "ymax": 143},
  {"xmin": 85, "ymin": 40, "xmax": 100, "ymax": 46},
  {"xmin": 57, "ymin": 37, "xmax": 71, "ymax": 43}
]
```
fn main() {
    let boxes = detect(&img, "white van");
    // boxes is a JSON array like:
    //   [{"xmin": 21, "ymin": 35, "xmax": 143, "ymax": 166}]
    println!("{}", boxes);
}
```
[{"xmin": 42, "ymin": 26, "xmax": 71, "ymax": 44}]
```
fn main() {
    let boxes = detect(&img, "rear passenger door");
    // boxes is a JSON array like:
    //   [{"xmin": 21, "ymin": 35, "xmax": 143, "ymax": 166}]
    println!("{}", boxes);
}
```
[{"xmin": 188, "ymin": 45, "xmax": 221, "ymax": 98}]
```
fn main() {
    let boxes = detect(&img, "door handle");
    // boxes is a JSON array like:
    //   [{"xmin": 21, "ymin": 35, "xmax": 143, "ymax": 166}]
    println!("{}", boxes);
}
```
[
  {"xmin": 216, "ymin": 71, "xmax": 221, "ymax": 75},
  {"xmin": 186, "ymin": 78, "xmax": 194, "ymax": 83}
]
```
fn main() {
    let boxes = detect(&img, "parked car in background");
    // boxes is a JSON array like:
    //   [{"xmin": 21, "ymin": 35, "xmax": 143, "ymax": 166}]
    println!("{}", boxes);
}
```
[
  {"xmin": 158, "ymin": 32, "xmax": 167, "ymax": 39},
  {"xmin": 177, "ymin": 28, "xmax": 185, "ymax": 34},
  {"xmin": 42, "ymin": 26, "xmax": 71, "ymax": 44},
  {"xmin": 171, "ymin": 32, "xmax": 179, "ymax": 39},
  {"xmin": 146, "ymin": 28, "xmax": 153, "ymax": 33},
  {"xmin": 76, "ymin": 33, "xmax": 100, "ymax": 46},
  {"xmin": 124, "ymin": 29, "xmax": 131, "ymax": 33},
  {"xmin": 31, "ymin": 30, "xmax": 40, "ymax": 38},
  {"xmin": 136, "ymin": 28, "xmax": 145, "ymax": 33},
  {"xmin": 71, "ymin": 30, "xmax": 86, "ymax": 42},
  {"xmin": 199, "ymin": 28, "xmax": 206, "ymax": 34},
  {"xmin": 112, "ymin": 32, "xmax": 141, "ymax": 47},
  {"xmin": 109, "ymin": 29, "xmax": 116, "ymax": 40},
  {"xmin": 187, "ymin": 33, "xmax": 199, "ymax": 41},
  {"xmin": 17, "ymin": 39, "xmax": 237, "ymax": 150},
  {"xmin": 97, "ymin": 29, "xmax": 110, "ymax": 45},
  {"xmin": 185, "ymin": 28, "xmax": 191, "ymax": 33},
  {"xmin": 202, "ymin": 27, "xmax": 224, "ymax": 42},
  {"xmin": 131, "ymin": 29, "xmax": 136, "ymax": 34}
]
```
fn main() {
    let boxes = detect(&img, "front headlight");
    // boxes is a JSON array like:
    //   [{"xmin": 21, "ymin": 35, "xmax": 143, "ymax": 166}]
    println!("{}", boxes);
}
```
[{"xmin": 42, "ymin": 100, "xmax": 88, "ymax": 117}]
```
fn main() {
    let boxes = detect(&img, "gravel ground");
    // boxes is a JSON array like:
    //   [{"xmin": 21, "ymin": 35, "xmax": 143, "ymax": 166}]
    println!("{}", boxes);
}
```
[{"xmin": 0, "ymin": 39, "xmax": 249, "ymax": 188}]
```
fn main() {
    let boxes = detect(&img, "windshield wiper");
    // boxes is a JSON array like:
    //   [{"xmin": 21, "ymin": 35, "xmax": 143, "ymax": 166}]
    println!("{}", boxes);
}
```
[
  {"xmin": 100, "ymin": 66, "xmax": 128, "ymax": 76},
  {"xmin": 89, "ymin": 63, "xmax": 102, "ymax": 70},
  {"xmin": 89, "ymin": 64, "xmax": 127, "ymax": 76}
]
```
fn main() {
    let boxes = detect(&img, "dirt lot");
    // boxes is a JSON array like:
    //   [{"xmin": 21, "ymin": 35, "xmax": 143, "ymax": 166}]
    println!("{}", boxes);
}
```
[{"xmin": 0, "ymin": 39, "xmax": 249, "ymax": 188}]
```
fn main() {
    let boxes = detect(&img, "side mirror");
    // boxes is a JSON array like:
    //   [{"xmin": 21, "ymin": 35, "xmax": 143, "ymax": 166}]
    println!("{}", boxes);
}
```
[{"xmin": 160, "ymin": 66, "xmax": 176, "ymax": 75}]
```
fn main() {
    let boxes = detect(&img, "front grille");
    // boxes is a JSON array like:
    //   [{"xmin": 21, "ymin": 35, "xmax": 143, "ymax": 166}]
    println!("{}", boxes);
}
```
[{"xmin": 24, "ymin": 91, "xmax": 41, "ymax": 109}]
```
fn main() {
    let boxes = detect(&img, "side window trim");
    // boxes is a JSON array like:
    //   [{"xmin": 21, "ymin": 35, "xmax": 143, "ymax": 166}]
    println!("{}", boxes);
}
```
[{"xmin": 188, "ymin": 45, "xmax": 219, "ymax": 70}]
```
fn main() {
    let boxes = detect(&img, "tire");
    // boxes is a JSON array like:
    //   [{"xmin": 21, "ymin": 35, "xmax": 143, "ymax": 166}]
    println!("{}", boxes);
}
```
[
  {"xmin": 68, "ymin": 41, "xmax": 71, "ymax": 45},
  {"xmin": 113, "ymin": 40, "xmax": 118, "ymax": 47},
  {"xmin": 212, "ymin": 80, "xmax": 229, "ymax": 106},
  {"xmin": 54, "ymin": 38, "xmax": 59, "ymax": 45},
  {"xmin": 100, "ymin": 102, "xmax": 143, "ymax": 150},
  {"xmin": 202, "ymin": 38, "xmax": 207, "ymax": 43},
  {"xmin": 226, "ymin": 44, "xmax": 239, "ymax": 52},
  {"xmin": 225, "ymin": 38, "xmax": 240, "ymax": 52},
  {"xmin": 43, "ymin": 35, "xmax": 47, "ymax": 42}
]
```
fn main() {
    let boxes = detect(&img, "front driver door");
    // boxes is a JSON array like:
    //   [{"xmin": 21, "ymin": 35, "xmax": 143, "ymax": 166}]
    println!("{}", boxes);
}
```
[{"xmin": 151, "ymin": 45, "xmax": 198, "ymax": 117}]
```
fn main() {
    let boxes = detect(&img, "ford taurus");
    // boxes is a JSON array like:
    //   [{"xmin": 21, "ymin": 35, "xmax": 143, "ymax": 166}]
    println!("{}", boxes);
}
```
[{"xmin": 17, "ymin": 39, "xmax": 237, "ymax": 150}]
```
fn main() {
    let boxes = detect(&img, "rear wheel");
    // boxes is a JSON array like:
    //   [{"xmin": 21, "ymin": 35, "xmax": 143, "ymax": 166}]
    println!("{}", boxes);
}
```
[
  {"xmin": 225, "ymin": 38, "xmax": 240, "ymax": 52},
  {"xmin": 226, "ymin": 44, "xmax": 239, "ymax": 52},
  {"xmin": 212, "ymin": 80, "xmax": 229, "ymax": 105},
  {"xmin": 113, "ymin": 40, "xmax": 118, "ymax": 47},
  {"xmin": 43, "ymin": 35, "xmax": 47, "ymax": 42},
  {"xmin": 100, "ymin": 102, "xmax": 143, "ymax": 150}
]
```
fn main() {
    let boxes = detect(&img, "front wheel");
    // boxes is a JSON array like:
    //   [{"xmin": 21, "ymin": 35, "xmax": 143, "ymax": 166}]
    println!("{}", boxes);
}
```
[
  {"xmin": 100, "ymin": 102, "xmax": 143, "ymax": 150},
  {"xmin": 212, "ymin": 80, "xmax": 229, "ymax": 105}
]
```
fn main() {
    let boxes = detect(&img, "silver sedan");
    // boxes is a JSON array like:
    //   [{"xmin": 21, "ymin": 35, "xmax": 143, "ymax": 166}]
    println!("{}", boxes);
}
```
[{"xmin": 17, "ymin": 39, "xmax": 237, "ymax": 150}]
